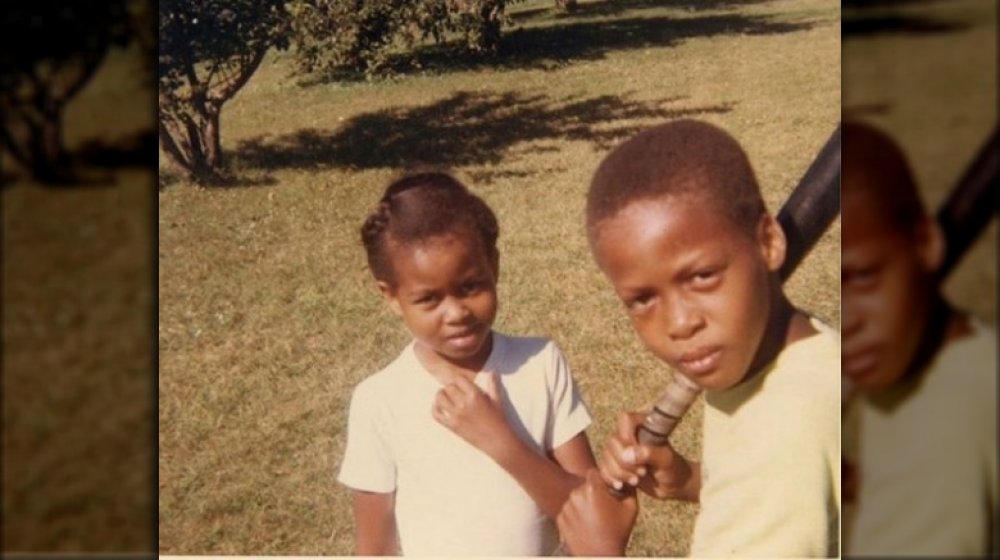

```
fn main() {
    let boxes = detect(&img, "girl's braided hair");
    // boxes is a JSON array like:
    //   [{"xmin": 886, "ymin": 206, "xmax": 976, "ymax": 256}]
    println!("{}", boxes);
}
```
[{"xmin": 361, "ymin": 171, "xmax": 499, "ymax": 285}]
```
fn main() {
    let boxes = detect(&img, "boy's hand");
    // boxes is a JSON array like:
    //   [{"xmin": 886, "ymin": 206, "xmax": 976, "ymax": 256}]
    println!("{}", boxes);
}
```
[
  {"xmin": 556, "ymin": 469, "xmax": 638, "ymax": 556},
  {"xmin": 599, "ymin": 411, "xmax": 697, "ymax": 501},
  {"xmin": 432, "ymin": 372, "xmax": 512, "ymax": 458}
]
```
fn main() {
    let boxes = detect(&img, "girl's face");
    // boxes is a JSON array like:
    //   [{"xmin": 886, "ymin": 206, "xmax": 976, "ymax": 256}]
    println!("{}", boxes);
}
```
[{"xmin": 378, "ymin": 233, "xmax": 499, "ymax": 375}]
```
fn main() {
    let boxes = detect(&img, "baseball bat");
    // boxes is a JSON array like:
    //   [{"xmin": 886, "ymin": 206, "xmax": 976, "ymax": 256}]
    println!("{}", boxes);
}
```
[
  {"xmin": 633, "ymin": 124, "xmax": 843, "ymax": 450},
  {"xmin": 935, "ymin": 125, "xmax": 999, "ymax": 280},
  {"xmin": 841, "ymin": 124, "xmax": 999, "ymax": 405}
]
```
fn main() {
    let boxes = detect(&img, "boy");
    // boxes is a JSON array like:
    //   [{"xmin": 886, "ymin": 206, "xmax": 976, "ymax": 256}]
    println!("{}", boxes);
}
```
[
  {"xmin": 556, "ymin": 119, "xmax": 840, "ymax": 556},
  {"xmin": 840, "ymin": 121, "xmax": 997, "ymax": 556}
]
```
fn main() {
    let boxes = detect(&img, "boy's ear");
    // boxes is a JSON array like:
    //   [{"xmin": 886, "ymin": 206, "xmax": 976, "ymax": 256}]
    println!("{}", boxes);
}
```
[
  {"xmin": 757, "ymin": 214, "xmax": 787, "ymax": 272},
  {"xmin": 376, "ymin": 280, "xmax": 403, "ymax": 316},
  {"xmin": 491, "ymin": 251, "xmax": 500, "ymax": 283},
  {"xmin": 914, "ymin": 216, "xmax": 945, "ymax": 272}
]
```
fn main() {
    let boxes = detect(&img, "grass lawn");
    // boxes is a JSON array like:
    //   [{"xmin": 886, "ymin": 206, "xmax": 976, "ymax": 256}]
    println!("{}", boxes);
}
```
[
  {"xmin": 2, "ymin": 44, "xmax": 154, "ymax": 551},
  {"xmin": 843, "ymin": 0, "xmax": 997, "ymax": 325},
  {"xmin": 841, "ymin": 0, "xmax": 997, "ymax": 548},
  {"xmin": 158, "ymin": 0, "xmax": 840, "ymax": 554}
]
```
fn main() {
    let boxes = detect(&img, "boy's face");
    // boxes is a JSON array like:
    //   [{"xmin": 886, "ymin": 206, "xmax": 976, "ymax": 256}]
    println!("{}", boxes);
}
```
[
  {"xmin": 379, "ymin": 234, "xmax": 499, "ymax": 372},
  {"xmin": 841, "ymin": 187, "xmax": 941, "ymax": 392},
  {"xmin": 591, "ymin": 194, "xmax": 783, "ymax": 391}
]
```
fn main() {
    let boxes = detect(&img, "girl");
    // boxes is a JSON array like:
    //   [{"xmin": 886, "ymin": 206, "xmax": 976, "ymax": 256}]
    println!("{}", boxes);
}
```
[{"xmin": 337, "ymin": 171, "xmax": 596, "ymax": 556}]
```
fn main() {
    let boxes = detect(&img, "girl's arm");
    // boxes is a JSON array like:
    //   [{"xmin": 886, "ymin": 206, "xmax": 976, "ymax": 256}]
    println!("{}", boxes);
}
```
[
  {"xmin": 433, "ymin": 373, "xmax": 596, "ymax": 519},
  {"xmin": 352, "ymin": 490, "xmax": 399, "ymax": 555}
]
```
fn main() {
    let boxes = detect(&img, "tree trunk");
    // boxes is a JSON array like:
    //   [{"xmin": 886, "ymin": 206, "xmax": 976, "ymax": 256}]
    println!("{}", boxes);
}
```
[
  {"xmin": 0, "ymin": 99, "xmax": 70, "ymax": 183},
  {"xmin": 555, "ymin": 0, "xmax": 578, "ymax": 11},
  {"xmin": 158, "ymin": 100, "xmax": 224, "ymax": 184}
]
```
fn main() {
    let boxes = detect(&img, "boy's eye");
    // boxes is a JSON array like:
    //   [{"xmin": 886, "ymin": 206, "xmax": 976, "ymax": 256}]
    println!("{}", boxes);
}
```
[
  {"xmin": 690, "ymin": 268, "xmax": 721, "ymax": 289},
  {"xmin": 625, "ymin": 293, "xmax": 655, "ymax": 313},
  {"xmin": 844, "ymin": 266, "xmax": 880, "ymax": 288}
]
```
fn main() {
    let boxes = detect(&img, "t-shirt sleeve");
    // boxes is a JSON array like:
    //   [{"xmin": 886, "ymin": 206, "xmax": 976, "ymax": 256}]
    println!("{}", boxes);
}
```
[
  {"xmin": 544, "ymin": 341, "xmax": 592, "ymax": 451},
  {"xmin": 336, "ymin": 380, "xmax": 396, "ymax": 493}
]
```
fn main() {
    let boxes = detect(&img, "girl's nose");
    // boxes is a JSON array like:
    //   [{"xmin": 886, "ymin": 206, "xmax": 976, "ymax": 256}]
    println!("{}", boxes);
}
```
[{"xmin": 443, "ymin": 297, "xmax": 471, "ymax": 323}]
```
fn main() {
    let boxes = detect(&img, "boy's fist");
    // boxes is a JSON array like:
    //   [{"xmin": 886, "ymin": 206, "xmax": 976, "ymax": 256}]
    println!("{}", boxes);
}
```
[
  {"xmin": 557, "ymin": 469, "xmax": 638, "ymax": 556},
  {"xmin": 599, "ymin": 411, "xmax": 697, "ymax": 501}
]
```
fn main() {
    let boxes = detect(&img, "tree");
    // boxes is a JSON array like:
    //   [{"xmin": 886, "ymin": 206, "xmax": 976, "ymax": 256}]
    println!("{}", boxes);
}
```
[
  {"xmin": 1, "ymin": 2, "xmax": 132, "ymax": 182},
  {"xmin": 288, "ymin": 0, "xmax": 517, "ymax": 79},
  {"xmin": 158, "ymin": 0, "xmax": 290, "ymax": 183}
]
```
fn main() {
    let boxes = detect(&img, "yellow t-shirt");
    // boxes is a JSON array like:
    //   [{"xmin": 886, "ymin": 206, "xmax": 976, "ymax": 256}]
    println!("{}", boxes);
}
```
[
  {"xmin": 845, "ymin": 320, "xmax": 997, "ymax": 557},
  {"xmin": 689, "ymin": 317, "xmax": 840, "ymax": 557}
]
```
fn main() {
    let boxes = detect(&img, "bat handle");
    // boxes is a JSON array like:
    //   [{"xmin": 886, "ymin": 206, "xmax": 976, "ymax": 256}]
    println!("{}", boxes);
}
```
[
  {"xmin": 636, "ymin": 373, "xmax": 702, "ymax": 446},
  {"xmin": 606, "ymin": 374, "xmax": 702, "ymax": 497}
]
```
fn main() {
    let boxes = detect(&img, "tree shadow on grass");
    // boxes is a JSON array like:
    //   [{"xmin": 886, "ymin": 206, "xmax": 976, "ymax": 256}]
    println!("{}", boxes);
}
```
[
  {"xmin": 497, "ymin": 12, "xmax": 819, "ymax": 69},
  {"xmin": 231, "ymin": 90, "xmax": 734, "ymax": 183},
  {"xmin": 538, "ymin": 0, "xmax": 779, "ymax": 21},
  {"xmin": 303, "ymin": 10, "xmax": 825, "ymax": 85},
  {"xmin": 842, "ymin": 14, "xmax": 969, "ymax": 38}
]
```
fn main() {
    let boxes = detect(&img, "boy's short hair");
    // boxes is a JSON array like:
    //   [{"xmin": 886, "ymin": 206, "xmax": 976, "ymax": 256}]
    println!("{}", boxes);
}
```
[
  {"xmin": 586, "ymin": 119, "xmax": 766, "ymax": 239},
  {"xmin": 842, "ymin": 120, "xmax": 926, "ymax": 231}
]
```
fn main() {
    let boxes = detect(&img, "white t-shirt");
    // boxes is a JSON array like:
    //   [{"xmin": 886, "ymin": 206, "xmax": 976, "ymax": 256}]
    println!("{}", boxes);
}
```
[
  {"xmin": 690, "ymin": 317, "xmax": 841, "ymax": 557},
  {"xmin": 845, "ymin": 320, "xmax": 997, "ymax": 556},
  {"xmin": 337, "ymin": 331, "xmax": 592, "ymax": 556}
]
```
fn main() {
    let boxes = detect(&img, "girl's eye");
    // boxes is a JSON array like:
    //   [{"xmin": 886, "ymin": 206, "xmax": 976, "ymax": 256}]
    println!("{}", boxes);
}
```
[
  {"xmin": 461, "ymin": 280, "xmax": 487, "ymax": 296},
  {"xmin": 415, "ymin": 294, "xmax": 438, "ymax": 305}
]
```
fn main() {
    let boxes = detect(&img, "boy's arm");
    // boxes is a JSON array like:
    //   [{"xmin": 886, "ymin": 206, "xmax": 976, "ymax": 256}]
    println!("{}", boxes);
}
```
[
  {"xmin": 352, "ymin": 490, "xmax": 399, "ymax": 555},
  {"xmin": 600, "ymin": 411, "xmax": 701, "ymax": 502},
  {"xmin": 557, "ymin": 469, "xmax": 639, "ymax": 556},
  {"xmin": 434, "ymin": 373, "xmax": 595, "ymax": 519}
]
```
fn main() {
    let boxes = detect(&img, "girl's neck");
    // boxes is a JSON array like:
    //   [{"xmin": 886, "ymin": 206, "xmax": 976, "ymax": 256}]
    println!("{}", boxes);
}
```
[{"xmin": 413, "ymin": 334, "xmax": 494, "ymax": 386}]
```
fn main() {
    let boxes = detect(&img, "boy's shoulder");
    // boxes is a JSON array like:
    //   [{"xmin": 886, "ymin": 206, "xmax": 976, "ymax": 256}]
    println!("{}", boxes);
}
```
[
  {"xmin": 764, "ymin": 316, "xmax": 840, "ymax": 406},
  {"xmin": 930, "ymin": 318, "xmax": 997, "ymax": 391},
  {"xmin": 778, "ymin": 316, "xmax": 840, "ymax": 371}
]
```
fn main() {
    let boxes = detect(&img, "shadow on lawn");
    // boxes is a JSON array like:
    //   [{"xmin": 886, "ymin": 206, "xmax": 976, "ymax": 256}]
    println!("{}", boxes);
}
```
[
  {"xmin": 303, "ymin": 7, "xmax": 824, "ymax": 85},
  {"xmin": 842, "ymin": 14, "xmax": 969, "ymax": 38},
  {"xmin": 230, "ymin": 91, "xmax": 734, "ymax": 183}
]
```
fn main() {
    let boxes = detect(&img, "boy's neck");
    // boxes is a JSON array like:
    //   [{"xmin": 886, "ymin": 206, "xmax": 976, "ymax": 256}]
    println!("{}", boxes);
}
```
[
  {"xmin": 740, "ymin": 287, "xmax": 814, "ymax": 385},
  {"xmin": 900, "ymin": 297, "xmax": 970, "ymax": 383}
]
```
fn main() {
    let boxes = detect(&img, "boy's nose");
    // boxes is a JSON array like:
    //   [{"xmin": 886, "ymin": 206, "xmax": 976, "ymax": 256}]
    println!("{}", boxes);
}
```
[
  {"xmin": 666, "ymin": 300, "xmax": 704, "ymax": 340},
  {"xmin": 841, "ymin": 298, "xmax": 863, "ymax": 337}
]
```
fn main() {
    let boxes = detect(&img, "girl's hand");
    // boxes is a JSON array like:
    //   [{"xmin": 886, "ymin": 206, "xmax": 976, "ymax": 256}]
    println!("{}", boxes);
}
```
[
  {"xmin": 433, "ymin": 372, "xmax": 513, "ymax": 458},
  {"xmin": 556, "ymin": 469, "xmax": 638, "ymax": 556},
  {"xmin": 599, "ymin": 411, "xmax": 697, "ymax": 501}
]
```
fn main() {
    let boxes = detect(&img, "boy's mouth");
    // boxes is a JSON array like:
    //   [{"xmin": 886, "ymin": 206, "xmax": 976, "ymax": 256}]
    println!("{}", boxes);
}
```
[
  {"xmin": 675, "ymin": 346, "xmax": 722, "ymax": 377},
  {"xmin": 843, "ymin": 347, "xmax": 879, "ymax": 380}
]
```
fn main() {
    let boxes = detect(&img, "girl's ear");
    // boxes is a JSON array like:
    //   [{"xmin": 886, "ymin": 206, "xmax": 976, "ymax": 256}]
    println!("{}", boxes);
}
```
[
  {"xmin": 757, "ymin": 214, "xmax": 787, "ymax": 272},
  {"xmin": 376, "ymin": 280, "xmax": 403, "ymax": 316}
]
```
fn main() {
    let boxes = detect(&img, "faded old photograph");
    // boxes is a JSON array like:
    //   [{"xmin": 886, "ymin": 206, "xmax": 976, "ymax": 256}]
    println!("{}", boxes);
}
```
[{"xmin": 157, "ymin": 0, "xmax": 839, "ymax": 556}]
